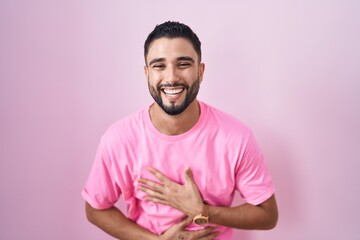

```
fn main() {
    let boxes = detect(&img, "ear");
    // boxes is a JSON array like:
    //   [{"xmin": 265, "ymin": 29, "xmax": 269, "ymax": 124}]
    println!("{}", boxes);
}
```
[
  {"xmin": 144, "ymin": 65, "xmax": 149, "ymax": 79},
  {"xmin": 198, "ymin": 63, "xmax": 205, "ymax": 83}
]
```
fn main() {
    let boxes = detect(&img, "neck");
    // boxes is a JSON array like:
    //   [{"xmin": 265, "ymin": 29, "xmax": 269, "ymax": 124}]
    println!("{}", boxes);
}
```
[{"xmin": 149, "ymin": 100, "xmax": 201, "ymax": 136}]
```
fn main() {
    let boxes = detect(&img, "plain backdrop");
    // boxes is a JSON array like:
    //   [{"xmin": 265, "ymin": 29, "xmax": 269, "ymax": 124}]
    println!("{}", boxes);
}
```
[{"xmin": 1, "ymin": 0, "xmax": 360, "ymax": 239}]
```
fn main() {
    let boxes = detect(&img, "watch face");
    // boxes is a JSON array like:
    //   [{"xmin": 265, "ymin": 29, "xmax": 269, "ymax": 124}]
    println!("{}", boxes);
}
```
[{"xmin": 194, "ymin": 217, "xmax": 208, "ymax": 225}]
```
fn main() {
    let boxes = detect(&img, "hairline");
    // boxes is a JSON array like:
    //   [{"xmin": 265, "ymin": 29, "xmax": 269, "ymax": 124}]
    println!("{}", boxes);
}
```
[{"xmin": 145, "ymin": 36, "xmax": 202, "ymax": 65}]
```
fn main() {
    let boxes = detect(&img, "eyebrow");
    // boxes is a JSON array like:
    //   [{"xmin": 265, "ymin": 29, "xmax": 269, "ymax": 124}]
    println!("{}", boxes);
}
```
[
  {"xmin": 177, "ymin": 56, "xmax": 195, "ymax": 63},
  {"xmin": 149, "ymin": 58, "xmax": 165, "ymax": 66},
  {"xmin": 148, "ymin": 56, "xmax": 195, "ymax": 66}
]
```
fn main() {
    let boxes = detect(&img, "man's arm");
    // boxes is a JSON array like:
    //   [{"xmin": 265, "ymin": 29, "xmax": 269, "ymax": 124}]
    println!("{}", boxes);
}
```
[
  {"xmin": 85, "ymin": 202, "xmax": 158, "ymax": 240},
  {"xmin": 138, "ymin": 167, "xmax": 278, "ymax": 230},
  {"xmin": 85, "ymin": 202, "xmax": 219, "ymax": 240},
  {"xmin": 207, "ymin": 195, "xmax": 278, "ymax": 229}
]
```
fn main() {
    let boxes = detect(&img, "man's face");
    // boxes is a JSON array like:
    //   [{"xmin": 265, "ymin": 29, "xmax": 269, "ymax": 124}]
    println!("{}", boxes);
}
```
[{"xmin": 145, "ymin": 37, "xmax": 204, "ymax": 115}]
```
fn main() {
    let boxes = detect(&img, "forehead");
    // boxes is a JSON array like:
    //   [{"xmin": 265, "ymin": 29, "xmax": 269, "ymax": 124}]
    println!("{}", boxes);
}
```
[{"xmin": 146, "ymin": 37, "xmax": 199, "ymax": 63}]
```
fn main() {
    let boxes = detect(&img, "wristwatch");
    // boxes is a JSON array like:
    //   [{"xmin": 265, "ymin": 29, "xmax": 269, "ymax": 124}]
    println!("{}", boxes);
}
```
[{"xmin": 193, "ymin": 204, "xmax": 210, "ymax": 225}]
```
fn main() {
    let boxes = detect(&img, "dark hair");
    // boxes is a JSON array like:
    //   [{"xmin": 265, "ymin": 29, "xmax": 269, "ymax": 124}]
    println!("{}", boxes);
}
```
[{"xmin": 144, "ymin": 21, "xmax": 202, "ymax": 63}]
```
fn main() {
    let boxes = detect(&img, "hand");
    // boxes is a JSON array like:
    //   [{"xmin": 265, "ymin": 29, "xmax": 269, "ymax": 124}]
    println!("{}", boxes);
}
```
[
  {"xmin": 159, "ymin": 216, "xmax": 219, "ymax": 240},
  {"xmin": 138, "ymin": 167, "xmax": 204, "ymax": 218}
]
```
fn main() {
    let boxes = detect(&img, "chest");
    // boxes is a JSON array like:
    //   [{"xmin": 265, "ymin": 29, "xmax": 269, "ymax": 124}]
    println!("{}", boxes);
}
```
[{"xmin": 124, "ymin": 137, "xmax": 238, "ymax": 206}]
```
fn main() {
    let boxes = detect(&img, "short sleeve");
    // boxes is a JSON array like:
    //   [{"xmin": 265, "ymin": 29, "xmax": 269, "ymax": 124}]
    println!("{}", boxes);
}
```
[
  {"xmin": 235, "ymin": 132, "xmax": 275, "ymax": 205},
  {"xmin": 81, "ymin": 139, "xmax": 122, "ymax": 209}
]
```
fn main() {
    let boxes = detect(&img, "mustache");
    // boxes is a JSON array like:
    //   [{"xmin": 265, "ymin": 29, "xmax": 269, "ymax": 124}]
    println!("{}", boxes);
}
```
[{"xmin": 158, "ymin": 83, "xmax": 189, "ymax": 89}]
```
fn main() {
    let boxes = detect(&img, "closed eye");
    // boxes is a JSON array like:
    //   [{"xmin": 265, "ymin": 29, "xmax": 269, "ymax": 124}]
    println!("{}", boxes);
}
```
[
  {"xmin": 152, "ymin": 64, "xmax": 165, "ymax": 69},
  {"xmin": 178, "ymin": 62, "xmax": 192, "ymax": 68}
]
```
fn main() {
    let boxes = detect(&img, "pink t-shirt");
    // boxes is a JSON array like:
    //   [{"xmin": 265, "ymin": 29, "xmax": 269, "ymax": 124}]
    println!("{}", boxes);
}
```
[{"xmin": 82, "ymin": 101, "xmax": 275, "ymax": 239}]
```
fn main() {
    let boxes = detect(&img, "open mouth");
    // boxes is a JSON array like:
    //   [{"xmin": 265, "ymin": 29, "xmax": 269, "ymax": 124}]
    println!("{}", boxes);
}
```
[{"xmin": 162, "ymin": 87, "xmax": 185, "ymax": 95}]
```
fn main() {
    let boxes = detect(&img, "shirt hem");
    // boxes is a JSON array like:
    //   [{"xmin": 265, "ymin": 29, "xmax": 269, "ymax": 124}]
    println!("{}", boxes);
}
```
[
  {"xmin": 245, "ymin": 186, "xmax": 276, "ymax": 206},
  {"xmin": 81, "ymin": 189, "xmax": 114, "ymax": 210}
]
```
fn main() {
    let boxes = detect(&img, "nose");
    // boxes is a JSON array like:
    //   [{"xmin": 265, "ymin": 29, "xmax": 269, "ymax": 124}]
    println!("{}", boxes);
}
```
[{"xmin": 165, "ymin": 65, "xmax": 179, "ymax": 83}]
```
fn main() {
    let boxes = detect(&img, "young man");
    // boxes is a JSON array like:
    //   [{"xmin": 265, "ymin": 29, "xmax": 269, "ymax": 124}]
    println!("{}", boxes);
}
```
[{"xmin": 82, "ymin": 21, "xmax": 278, "ymax": 240}]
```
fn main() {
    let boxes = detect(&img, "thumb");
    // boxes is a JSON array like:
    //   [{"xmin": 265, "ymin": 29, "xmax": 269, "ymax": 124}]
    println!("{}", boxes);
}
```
[
  {"xmin": 185, "ymin": 167, "xmax": 194, "ymax": 184},
  {"xmin": 177, "ymin": 216, "xmax": 193, "ymax": 229}
]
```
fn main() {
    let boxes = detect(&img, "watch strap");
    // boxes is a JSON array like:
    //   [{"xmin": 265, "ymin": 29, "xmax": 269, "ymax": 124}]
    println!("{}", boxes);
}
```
[
  {"xmin": 193, "ymin": 204, "xmax": 210, "ymax": 225},
  {"xmin": 202, "ymin": 204, "xmax": 210, "ymax": 218}
]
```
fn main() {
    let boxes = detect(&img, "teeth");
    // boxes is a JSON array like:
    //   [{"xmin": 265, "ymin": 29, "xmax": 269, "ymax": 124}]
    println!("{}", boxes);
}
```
[{"xmin": 163, "ymin": 88, "xmax": 184, "ymax": 95}]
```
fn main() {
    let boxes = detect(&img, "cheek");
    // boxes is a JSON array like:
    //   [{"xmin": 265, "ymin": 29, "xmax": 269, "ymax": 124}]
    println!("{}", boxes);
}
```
[
  {"xmin": 148, "ymin": 72, "xmax": 162, "ymax": 84},
  {"xmin": 185, "ymin": 68, "xmax": 200, "ymax": 78}
]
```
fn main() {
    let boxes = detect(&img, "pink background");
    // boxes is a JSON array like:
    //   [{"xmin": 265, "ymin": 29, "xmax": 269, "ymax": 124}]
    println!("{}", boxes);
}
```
[{"xmin": 1, "ymin": 0, "xmax": 360, "ymax": 239}]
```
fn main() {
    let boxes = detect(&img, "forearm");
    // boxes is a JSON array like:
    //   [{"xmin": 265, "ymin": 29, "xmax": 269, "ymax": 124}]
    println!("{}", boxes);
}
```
[
  {"xmin": 139, "ymin": 168, "xmax": 278, "ymax": 230},
  {"xmin": 208, "ymin": 195, "xmax": 278, "ymax": 230},
  {"xmin": 85, "ymin": 202, "xmax": 158, "ymax": 240}
]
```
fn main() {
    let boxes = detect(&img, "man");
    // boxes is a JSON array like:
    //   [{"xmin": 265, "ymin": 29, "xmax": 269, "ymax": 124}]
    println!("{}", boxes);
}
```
[{"xmin": 82, "ymin": 21, "xmax": 278, "ymax": 240}]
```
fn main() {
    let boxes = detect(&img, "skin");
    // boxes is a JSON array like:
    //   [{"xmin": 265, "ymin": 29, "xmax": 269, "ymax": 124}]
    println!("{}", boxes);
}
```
[
  {"xmin": 144, "ymin": 37, "xmax": 205, "ymax": 136},
  {"xmin": 85, "ymin": 37, "xmax": 278, "ymax": 239},
  {"xmin": 85, "ymin": 37, "xmax": 218, "ymax": 240},
  {"xmin": 138, "ymin": 168, "xmax": 279, "ymax": 230},
  {"xmin": 85, "ymin": 202, "xmax": 219, "ymax": 240}
]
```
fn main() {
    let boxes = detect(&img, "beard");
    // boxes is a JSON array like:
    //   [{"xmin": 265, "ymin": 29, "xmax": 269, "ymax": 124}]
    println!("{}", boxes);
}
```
[{"xmin": 148, "ymin": 79, "xmax": 200, "ymax": 116}]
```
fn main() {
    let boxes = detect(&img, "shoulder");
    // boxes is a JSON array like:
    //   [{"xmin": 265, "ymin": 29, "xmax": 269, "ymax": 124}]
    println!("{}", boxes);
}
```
[
  {"xmin": 100, "ymin": 107, "xmax": 148, "ymax": 146},
  {"xmin": 201, "ymin": 101, "xmax": 252, "ymax": 137}
]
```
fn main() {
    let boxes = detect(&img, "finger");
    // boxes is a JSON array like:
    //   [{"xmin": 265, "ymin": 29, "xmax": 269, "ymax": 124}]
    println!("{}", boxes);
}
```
[
  {"xmin": 175, "ymin": 216, "xmax": 193, "ymax": 229},
  {"xmin": 184, "ymin": 168, "xmax": 194, "ymax": 183},
  {"xmin": 144, "ymin": 196, "xmax": 170, "ymax": 205},
  {"xmin": 185, "ymin": 168, "xmax": 199, "ymax": 190},
  {"xmin": 138, "ymin": 185, "xmax": 166, "ymax": 200},
  {"xmin": 192, "ymin": 227, "xmax": 217, "ymax": 239},
  {"xmin": 208, "ymin": 231, "xmax": 221, "ymax": 239},
  {"xmin": 198, "ymin": 231, "xmax": 221, "ymax": 240},
  {"xmin": 148, "ymin": 167, "xmax": 174, "ymax": 186},
  {"xmin": 138, "ymin": 178, "xmax": 164, "ymax": 192}
]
